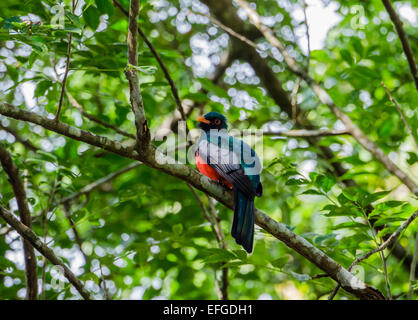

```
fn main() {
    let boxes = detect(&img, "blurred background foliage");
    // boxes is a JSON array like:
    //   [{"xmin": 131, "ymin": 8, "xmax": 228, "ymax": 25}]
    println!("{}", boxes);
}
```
[{"xmin": 0, "ymin": 0, "xmax": 417, "ymax": 299}]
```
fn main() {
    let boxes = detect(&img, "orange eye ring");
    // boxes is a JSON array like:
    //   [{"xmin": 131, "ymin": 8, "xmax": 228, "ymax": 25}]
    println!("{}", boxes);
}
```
[{"xmin": 214, "ymin": 118, "xmax": 221, "ymax": 125}]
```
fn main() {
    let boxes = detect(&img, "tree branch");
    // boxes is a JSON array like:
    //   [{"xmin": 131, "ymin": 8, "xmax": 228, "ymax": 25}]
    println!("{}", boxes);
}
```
[
  {"xmin": 0, "ymin": 103, "xmax": 385, "ymax": 299},
  {"xmin": 125, "ymin": 0, "xmax": 150, "ymax": 150},
  {"xmin": 382, "ymin": 0, "xmax": 418, "ymax": 90},
  {"xmin": 410, "ymin": 233, "xmax": 418, "ymax": 299},
  {"xmin": 329, "ymin": 210, "xmax": 418, "ymax": 299},
  {"xmin": 0, "ymin": 204, "xmax": 91, "ymax": 300},
  {"xmin": 234, "ymin": 0, "xmax": 418, "ymax": 196},
  {"xmin": 113, "ymin": 0, "xmax": 188, "ymax": 122},
  {"xmin": 252, "ymin": 129, "xmax": 350, "ymax": 138},
  {"xmin": 55, "ymin": 0, "xmax": 74, "ymax": 121},
  {"xmin": 381, "ymin": 81, "xmax": 417, "ymax": 148},
  {"xmin": 0, "ymin": 143, "xmax": 38, "ymax": 299},
  {"xmin": 351, "ymin": 211, "xmax": 417, "ymax": 269}
]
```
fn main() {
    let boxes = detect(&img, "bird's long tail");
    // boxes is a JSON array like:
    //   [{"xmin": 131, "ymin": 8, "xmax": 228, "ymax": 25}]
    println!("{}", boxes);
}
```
[{"xmin": 231, "ymin": 187, "xmax": 254, "ymax": 253}]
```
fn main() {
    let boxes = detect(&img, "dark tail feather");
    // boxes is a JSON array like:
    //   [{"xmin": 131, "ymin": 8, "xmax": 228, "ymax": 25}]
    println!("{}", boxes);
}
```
[{"xmin": 231, "ymin": 188, "xmax": 255, "ymax": 253}]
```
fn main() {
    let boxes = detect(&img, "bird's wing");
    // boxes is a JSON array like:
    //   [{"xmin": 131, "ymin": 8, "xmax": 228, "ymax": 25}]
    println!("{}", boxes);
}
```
[{"xmin": 197, "ymin": 138, "xmax": 256, "ymax": 197}]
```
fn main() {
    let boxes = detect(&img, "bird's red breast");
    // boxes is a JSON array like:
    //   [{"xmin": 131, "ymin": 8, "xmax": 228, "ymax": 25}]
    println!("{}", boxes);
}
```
[{"xmin": 195, "ymin": 151, "xmax": 233, "ymax": 189}]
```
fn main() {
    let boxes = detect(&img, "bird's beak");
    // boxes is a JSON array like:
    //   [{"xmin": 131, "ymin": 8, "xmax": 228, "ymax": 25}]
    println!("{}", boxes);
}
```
[{"xmin": 197, "ymin": 116, "xmax": 211, "ymax": 124}]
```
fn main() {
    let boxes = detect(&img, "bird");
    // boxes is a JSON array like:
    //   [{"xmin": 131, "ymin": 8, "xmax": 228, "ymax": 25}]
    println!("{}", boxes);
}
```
[{"xmin": 195, "ymin": 112, "xmax": 262, "ymax": 253}]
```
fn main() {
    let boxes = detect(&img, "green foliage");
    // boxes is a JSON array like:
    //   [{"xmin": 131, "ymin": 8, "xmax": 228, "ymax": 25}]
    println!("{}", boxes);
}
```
[{"xmin": 0, "ymin": 0, "xmax": 416, "ymax": 300}]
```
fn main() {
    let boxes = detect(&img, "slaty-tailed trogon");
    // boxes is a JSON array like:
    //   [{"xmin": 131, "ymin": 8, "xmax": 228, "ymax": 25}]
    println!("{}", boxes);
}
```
[{"xmin": 195, "ymin": 112, "xmax": 262, "ymax": 253}]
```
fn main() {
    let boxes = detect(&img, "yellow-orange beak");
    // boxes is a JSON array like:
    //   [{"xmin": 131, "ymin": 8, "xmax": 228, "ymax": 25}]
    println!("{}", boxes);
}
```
[{"xmin": 197, "ymin": 116, "xmax": 211, "ymax": 124}]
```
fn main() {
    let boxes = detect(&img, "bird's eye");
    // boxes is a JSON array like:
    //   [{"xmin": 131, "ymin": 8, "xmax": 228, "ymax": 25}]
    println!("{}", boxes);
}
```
[{"xmin": 214, "ymin": 119, "xmax": 221, "ymax": 125}]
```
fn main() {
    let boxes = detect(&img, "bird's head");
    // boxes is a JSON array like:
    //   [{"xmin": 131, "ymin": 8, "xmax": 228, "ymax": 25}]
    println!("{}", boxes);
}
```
[{"xmin": 196, "ymin": 112, "xmax": 228, "ymax": 131}]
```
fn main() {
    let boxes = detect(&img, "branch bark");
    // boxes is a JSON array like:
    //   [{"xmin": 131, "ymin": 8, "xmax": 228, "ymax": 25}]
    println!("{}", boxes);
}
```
[
  {"xmin": 0, "ymin": 204, "xmax": 91, "ymax": 300},
  {"xmin": 0, "ymin": 143, "xmax": 38, "ymax": 299},
  {"xmin": 113, "ymin": 0, "xmax": 188, "ymax": 122},
  {"xmin": 0, "ymin": 103, "xmax": 385, "ymax": 299},
  {"xmin": 254, "ymin": 129, "xmax": 350, "ymax": 138},
  {"xmin": 382, "ymin": 0, "xmax": 418, "ymax": 90},
  {"xmin": 125, "ymin": 0, "xmax": 150, "ymax": 151}
]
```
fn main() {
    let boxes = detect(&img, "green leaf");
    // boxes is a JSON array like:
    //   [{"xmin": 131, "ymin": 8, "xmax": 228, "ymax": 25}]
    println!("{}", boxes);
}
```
[
  {"xmin": 65, "ymin": 11, "xmax": 83, "ymax": 28},
  {"xmin": 407, "ymin": 152, "xmax": 418, "ymax": 165},
  {"xmin": 352, "ymin": 65, "xmax": 378, "ymax": 79},
  {"xmin": 36, "ymin": 150, "xmax": 58, "ymax": 162},
  {"xmin": 232, "ymin": 250, "xmax": 247, "ymax": 261},
  {"xmin": 340, "ymin": 49, "xmax": 354, "ymax": 65},
  {"xmin": 320, "ymin": 175, "xmax": 336, "ymax": 193},
  {"xmin": 83, "ymin": 5, "xmax": 100, "ymax": 30},
  {"xmin": 342, "ymin": 188, "xmax": 358, "ymax": 201},
  {"xmin": 34, "ymin": 79, "xmax": 52, "ymax": 97},
  {"xmin": 286, "ymin": 178, "xmax": 309, "ymax": 186},
  {"xmin": 95, "ymin": 0, "xmax": 114, "ymax": 17},
  {"xmin": 332, "ymin": 221, "xmax": 368, "ymax": 230},
  {"xmin": 360, "ymin": 191, "xmax": 391, "ymax": 207},
  {"xmin": 323, "ymin": 205, "xmax": 362, "ymax": 218},
  {"xmin": 301, "ymin": 189, "xmax": 323, "ymax": 196},
  {"xmin": 383, "ymin": 201, "xmax": 405, "ymax": 208},
  {"xmin": 373, "ymin": 216, "xmax": 405, "ymax": 227},
  {"xmin": 377, "ymin": 225, "xmax": 398, "ymax": 238},
  {"xmin": 172, "ymin": 223, "xmax": 183, "ymax": 235},
  {"xmin": 201, "ymin": 248, "xmax": 237, "ymax": 264},
  {"xmin": 337, "ymin": 193, "xmax": 350, "ymax": 205},
  {"xmin": 351, "ymin": 37, "xmax": 364, "ymax": 58},
  {"xmin": 310, "ymin": 50, "xmax": 329, "ymax": 62},
  {"xmin": 271, "ymin": 256, "xmax": 290, "ymax": 269}
]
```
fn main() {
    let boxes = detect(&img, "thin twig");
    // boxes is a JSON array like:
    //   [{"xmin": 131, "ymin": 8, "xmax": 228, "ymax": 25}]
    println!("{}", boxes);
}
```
[
  {"xmin": 302, "ymin": 0, "xmax": 311, "ymax": 73},
  {"xmin": 291, "ymin": 0, "xmax": 310, "ymax": 123},
  {"xmin": 99, "ymin": 262, "xmax": 111, "ymax": 300},
  {"xmin": 63, "ymin": 202, "xmax": 87, "ymax": 261},
  {"xmin": 382, "ymin": 0, "xmax": 418, "ymax": 90},
  {"xmin": 66, "ymin": 91, "xmax": 136, "ymax": 139},
  {"xmin": 381, "ymin": 81, "xmax": 417, "ymax": 148},
  {"xmin": 59, "ymin": 162, "xmax": 141, "ymax": 205},
  {"xmin": 125, "ymin": 0, "xmax": 150, "ymax": 150},
  {"xmin": 207, "ymin": 195, "xmax": 228, "ymax": 300},
  {"xmin": 409, "ymin": 233, "xmax": 418, "ymax": 299},
  {"xmin": 40, "ymin": 172, "xmax": 60, "ymax": 299},
  {"xmin": 380, "ymin": 250, "xmax": 392, "ymax": 299},
  {"xmin": 55, "ymin": 0, "xmax": 75, "ymax": 121},
  {"xmin": 238, "ymin": 129, "xmax": 350, "ymax": 137}
]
